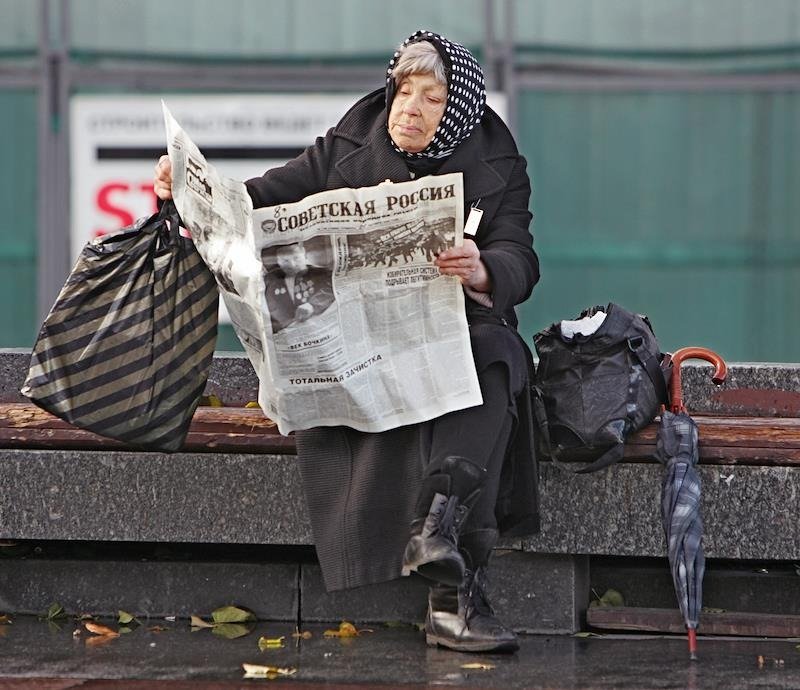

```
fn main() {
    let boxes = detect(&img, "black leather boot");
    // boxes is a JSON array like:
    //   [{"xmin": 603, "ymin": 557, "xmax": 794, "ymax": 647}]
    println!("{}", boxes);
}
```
[
  {"xmin": 424, "ymin": 529, "xmax": 519, "ymax": 653},
  {"xmin": 401, "ymin": 456, "xmax": 486, "ymax": 586}
]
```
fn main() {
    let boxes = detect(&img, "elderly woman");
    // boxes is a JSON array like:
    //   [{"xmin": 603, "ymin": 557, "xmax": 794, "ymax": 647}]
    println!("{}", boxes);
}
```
[{"xmin": 155, "ymin": 29, "xmax": 539, "ymax": 654}]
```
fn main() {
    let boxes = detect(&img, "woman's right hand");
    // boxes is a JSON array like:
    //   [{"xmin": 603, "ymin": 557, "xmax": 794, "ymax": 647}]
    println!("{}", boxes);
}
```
[{"xmin": 153, "ymin": 155, "xmax": 173, "ymax": 200}]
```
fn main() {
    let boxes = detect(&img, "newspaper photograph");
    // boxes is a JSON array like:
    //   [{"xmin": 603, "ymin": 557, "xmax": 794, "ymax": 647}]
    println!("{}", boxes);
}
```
[{"xmin": 163, "ymin": 103, "xmax": 482, "ymax": 434}]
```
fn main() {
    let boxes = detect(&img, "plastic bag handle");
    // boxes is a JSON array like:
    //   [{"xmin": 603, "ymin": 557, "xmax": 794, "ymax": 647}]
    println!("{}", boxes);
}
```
[{"xmin": 154, "ymin": 199, "xmax": 184, "ymax": 246}]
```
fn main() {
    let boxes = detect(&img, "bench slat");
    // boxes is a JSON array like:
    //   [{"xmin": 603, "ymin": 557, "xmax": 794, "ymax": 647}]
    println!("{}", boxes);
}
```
[
  {"xmin": 630, "ymin": 415, "xmax": 800, "ymax": 448},
  {"xmin": 3, "ymin": 402, "xmax": 800, "ymax": 463},
  {"xmin": 0, "ymin": 403, "xmax": 294, "ymax": 454}
]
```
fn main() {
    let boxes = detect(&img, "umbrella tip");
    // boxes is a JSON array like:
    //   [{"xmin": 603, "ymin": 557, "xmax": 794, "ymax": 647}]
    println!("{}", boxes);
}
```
[{"xmin": 688, "ymin": 628, "xmax": 698, "ymax": 660}]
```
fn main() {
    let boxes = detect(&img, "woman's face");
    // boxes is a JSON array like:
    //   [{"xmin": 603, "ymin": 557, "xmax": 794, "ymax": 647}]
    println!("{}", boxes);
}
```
[{"xmin": 388, "ymin": 72, "xmax": 447, "ymax": 153}]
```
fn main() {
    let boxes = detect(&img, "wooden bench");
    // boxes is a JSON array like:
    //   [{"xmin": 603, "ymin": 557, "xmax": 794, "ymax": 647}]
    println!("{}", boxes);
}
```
[{"xmin": 3, "ymin": 403, "xmax": 800, "ymax": 466}]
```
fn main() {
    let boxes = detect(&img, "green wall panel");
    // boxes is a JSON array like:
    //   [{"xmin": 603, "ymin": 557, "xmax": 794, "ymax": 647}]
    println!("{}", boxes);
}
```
[
  {"xmin": 61, "ymin": 0, "xmax": 800, "ymax": 59},
  {"xmin": 0, "ymin": 90, "xmax": 37, "ymax": 347},
  {"xmin": 67, "ymin": 0, "xmax": 483, "ymax": 58},
  {"xmin": 0, "ymin": 0, "xmax": 38, "ymax": 51},
  {"xmin": 516, "ymin": 88, "xmax": 800, "ymax": 363},
  {"xmin": 514, "ymin": 0, "xmax": 800, "ymax": 49}
]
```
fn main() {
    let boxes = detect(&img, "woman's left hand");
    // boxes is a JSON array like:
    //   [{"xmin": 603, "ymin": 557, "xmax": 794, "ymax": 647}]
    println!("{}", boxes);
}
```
[{"xmin": 434, "ymin": 239, "xmax": 491, "ymax": 293}]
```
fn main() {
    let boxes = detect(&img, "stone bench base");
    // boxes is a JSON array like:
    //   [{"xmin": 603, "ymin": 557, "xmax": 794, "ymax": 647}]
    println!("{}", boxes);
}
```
[
  {"xmin": 2, "ymin": 447, "xmax": 799, "ymax": 633},
  {"xmin": 3, "ymin": 448, "xmax": 797, "ymax": 560}
]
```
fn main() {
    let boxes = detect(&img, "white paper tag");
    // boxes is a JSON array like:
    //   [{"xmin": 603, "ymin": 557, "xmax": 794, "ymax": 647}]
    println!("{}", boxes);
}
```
[{"xmin": 463, "ymin": 207, "xmax": 483, "ymax": 237}]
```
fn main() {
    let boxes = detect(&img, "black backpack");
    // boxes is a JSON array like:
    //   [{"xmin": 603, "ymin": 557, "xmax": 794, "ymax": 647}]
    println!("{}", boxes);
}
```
[{"xmin": 532, "ymin": 303, "xmax": 670, "ymax": 473}]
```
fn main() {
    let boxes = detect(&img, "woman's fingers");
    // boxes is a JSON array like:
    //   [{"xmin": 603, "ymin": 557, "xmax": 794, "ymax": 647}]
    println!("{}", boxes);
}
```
[
  {"xmin": 434, "ymin": 239, "xmax": 480, "ymax": 277},
  {"xmin": 433, "ymin": 239, "xmax": 491, "ymax": 291},
  {"xmin": 153, "ymin": 155, "xmax": 173, "ymax": 200}
]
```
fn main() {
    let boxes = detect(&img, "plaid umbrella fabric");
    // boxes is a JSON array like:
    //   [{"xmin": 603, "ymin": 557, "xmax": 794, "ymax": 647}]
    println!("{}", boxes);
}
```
[{"xmin": 656, "ymin": 409, "xmax": 705, "ymax": 660}]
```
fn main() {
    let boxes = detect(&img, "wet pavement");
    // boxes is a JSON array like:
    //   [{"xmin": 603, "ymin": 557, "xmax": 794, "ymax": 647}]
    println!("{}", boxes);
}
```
[{"xmin": 0, "ymin": 615, "xmax": 799, "ymax": 689}]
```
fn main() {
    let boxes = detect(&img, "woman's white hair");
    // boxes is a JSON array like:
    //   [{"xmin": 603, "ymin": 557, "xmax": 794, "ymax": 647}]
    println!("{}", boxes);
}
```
[{"xmin": 392, "ymin": 41, "xmax": 447, "ymax": 86}]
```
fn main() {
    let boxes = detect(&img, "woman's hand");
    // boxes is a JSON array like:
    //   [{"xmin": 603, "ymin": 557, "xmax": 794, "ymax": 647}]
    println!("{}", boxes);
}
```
[
  {"xmin": 434, "ymin": 239, "xmax": 491, "ymax": 293},
  {"xmin": 153, "ymin": 155, "xmax": 173, "ymax": 200}
]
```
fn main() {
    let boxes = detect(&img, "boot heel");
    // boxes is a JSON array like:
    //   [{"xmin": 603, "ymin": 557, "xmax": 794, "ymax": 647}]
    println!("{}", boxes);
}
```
[{"xmin": 425, "ymin": 632, "xmax": 441, "ymax": 647}]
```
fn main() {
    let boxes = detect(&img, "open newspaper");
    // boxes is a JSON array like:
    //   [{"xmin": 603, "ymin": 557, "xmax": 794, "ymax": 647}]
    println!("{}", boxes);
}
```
[{"xmin": 163, "ymin": 103, "xmax": 482, "ymax": 434}]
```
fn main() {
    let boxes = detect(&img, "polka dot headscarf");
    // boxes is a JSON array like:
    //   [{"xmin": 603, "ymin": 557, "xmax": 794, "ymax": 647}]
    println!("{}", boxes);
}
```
[{"xmin": 386, "ymin": 29, "xmax": 486, "ymax": 161}]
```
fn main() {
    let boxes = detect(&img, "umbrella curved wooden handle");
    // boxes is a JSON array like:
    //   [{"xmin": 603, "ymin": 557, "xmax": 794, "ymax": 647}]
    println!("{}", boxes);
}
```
[{"xmin": 667, "ymin": 346, "xmax": 728, "ymax": 413}]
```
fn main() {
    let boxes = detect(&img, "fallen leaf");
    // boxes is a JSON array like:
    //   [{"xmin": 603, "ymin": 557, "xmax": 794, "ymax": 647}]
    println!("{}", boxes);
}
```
[
  {"xmin": 85, "ymin": 634, "xmax": 116, "ymax": 648},
  {"xmin": 84, "ymin": 621, "xmax": 119, "ymax": 637},
  {"xmin": 118, "ymin": 610, "xmax": 137, "ymax": 625},
  {"xmin": 200, "ymin": 394, "xmax": 224, "ymax": 407},
  {"xmin": 574, "ymin": 632, "xmax": 602, "ymax": 638},
  {"xmin": 461, "ymin": 662, "xmax": 496, "ymax": 670},
  {"xmin": 291, "ymin": 630, "xmax": 313, "ymax": 639},
  {"xmin": 338, "ymin": 622, "xmax": 358, "ymax": 637},
  {"xmin": 213, "ymin": 623, "xmax": 253, "ymax": 640},
  {"xmin": 148, "ymin": 625, "xmax": 169, "ymax": 633},
  {"xmin": 324, "ymin": 621, "xmax": 370, "ymax": 638},
  {"xmin": 211, "ymin": 606, "xmax": 256, "ymax": 624},
  {"xmin": 164, "ymin": 616, "xmax": 176, "ymax": 622},
  {"xmin": 45, "ymin": 603, "xmax": 66, "ymax": 621},
  {"xmin": 0, "ymin": 615, "xmax": 11, "ymax": 625},
  {"xmin": 245, "ymin": 401, "xmax": 261, "ymax": 409},
  {"xmin": 596, "ymin": 589, "xmax": 625, "ymax": 607},
  {"xmin": 191, "ymin": 609, "xmax": 254, "ymax": 638},
  {"xmin": 242, "ymin": 663, "xmax": 297, "ymax": 679},
  {"xmin": 190, "ymin": 615, "xmax": 215, "ymax": 629},
  {"xmin": 258, "ymin": 635, "xmax": 286, "ymax": 650}
]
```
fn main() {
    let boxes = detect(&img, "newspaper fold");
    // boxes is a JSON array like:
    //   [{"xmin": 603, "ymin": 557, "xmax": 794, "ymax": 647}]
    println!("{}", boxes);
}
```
[{"xmin": 164, "ymin": 103, "xmax": 482, "ymax": 434}]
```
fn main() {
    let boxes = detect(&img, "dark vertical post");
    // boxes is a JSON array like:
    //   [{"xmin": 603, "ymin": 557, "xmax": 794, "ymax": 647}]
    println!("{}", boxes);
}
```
[
  {"xmin": 483, "ymin": 0, "xmax": 499, "ymax": 90},
  {"xmin": 36, "ymin": 0, "xmax": 71, "ymax": 321},
  {"xmin": 503, "ymin": 0, "xmax": 518, "ymax": 137}
]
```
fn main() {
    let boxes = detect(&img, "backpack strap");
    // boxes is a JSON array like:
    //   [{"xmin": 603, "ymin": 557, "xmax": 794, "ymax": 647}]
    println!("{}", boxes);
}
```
[
  {"xmin": 573, "ymin": 442, "xmax": 625, "ymax": 474},
  {"xmin": 628, "ymin": 336, "xmax": 669, "ymax": 406}
]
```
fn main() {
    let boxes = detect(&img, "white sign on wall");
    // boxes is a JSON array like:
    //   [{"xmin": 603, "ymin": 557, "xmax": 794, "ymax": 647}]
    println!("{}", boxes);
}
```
[{"xmin": 70, "ymin": 93, "xmax": 366, "ymax": 250}]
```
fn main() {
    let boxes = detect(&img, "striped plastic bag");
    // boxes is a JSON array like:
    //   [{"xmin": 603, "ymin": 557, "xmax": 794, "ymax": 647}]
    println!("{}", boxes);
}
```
[{"xmin": 21, "ymin": 201, "xmax": 218, "ymax": 451}]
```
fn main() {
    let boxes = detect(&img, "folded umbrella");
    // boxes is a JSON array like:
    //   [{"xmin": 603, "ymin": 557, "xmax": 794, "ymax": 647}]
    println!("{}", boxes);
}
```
[{"xmin": 656, "ymin": 347, "xmax": 726, "ymax": 660}]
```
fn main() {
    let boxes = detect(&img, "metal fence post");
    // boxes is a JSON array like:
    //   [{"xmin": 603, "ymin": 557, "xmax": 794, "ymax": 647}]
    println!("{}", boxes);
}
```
[{"xmin": 36, "ymin": 0, "xmax": 71, "ymax": 321}]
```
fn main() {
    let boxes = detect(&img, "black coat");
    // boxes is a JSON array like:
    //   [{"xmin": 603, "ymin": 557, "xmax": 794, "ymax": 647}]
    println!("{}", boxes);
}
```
[{"xmin": 246, "ymin": 89, "xmax": 541, "ymax": 591}]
